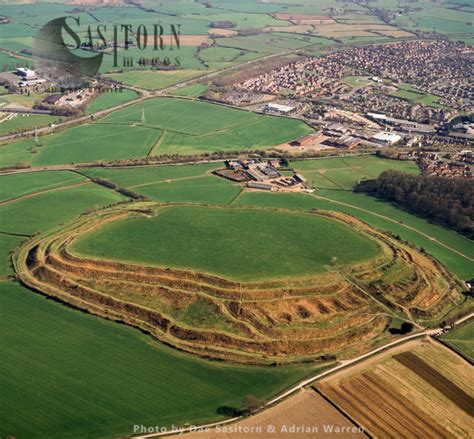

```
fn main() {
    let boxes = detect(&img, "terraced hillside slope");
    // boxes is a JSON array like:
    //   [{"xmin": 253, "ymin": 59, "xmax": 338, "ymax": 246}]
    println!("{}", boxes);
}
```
[{"xmin": 14, "ymin": 202, "xmax": 464, "ymax": 364}]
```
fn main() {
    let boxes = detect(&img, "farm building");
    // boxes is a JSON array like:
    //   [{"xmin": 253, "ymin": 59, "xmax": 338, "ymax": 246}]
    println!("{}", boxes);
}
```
[
  {"xmin": 294, "ymin": 174, "xmax": 307, "ymax": 185},
  {"xmin": 18, "ymin": 78, "xmax": 47, "ymax": 87},
  {"xmin": 248, "ymin": 182, "xmax": 274, "ymax": 191},
  {"xmin": 43, "ymin": 94, "xmax": 62, "ymax": 105},
  {"xmin": 246, "ymin": 169, "xmax": 265, "ymax": 181},
  {"xmin": 16, "ymin": 68, "xmax": 36, "ymax": 79},
  {"xmin": 290, "ymin": 133, "xmax": 324, "ymax": 147}
]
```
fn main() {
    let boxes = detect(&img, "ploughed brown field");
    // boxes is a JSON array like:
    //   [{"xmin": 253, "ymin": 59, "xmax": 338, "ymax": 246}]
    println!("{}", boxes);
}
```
[
  {"xmin": 180, "ymin": 389, "xmax": 367, "ymax": 439},
  {"xmin": 317, "ymin": 340, "xmax": 474, "ymax": 438},
  {"xmin": 394, "ymin": 352, "xmax": 474, "ymax": 416}
]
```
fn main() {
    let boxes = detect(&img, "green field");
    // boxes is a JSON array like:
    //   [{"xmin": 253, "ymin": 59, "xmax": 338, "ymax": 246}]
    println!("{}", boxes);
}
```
[
  {"xmin": 103, "ymin": 98, "xmax": 255, "ymax": 135},
  {"xmin": 342, "ymin": 76, "xmax": 372, "ymax": 87},
  {"xmin": 0, "ymin": 170, "xmax": 87, "ymax": 202},
  {"xmin": 1, "ymin": 2, "xmax": 472, "ymax": 437},
  {"xmin": 0, "ymin": 98, "xmax": 311, "ymax": 167},
  {"xmin": 71, "ymin": 205, "xmax": 380, "ymax": 281},
  {"xmin": 82, "ymin": 163, "xmax": 242, "ymax": 204},
  {"xmin": 288, "ymin": 156, "xmax": 472, "ymax": 279},
  {"xmin": 391, "ymin": 83, "xmax": 445, "ymax": 108},
  {"xmin": 0, "ymin": 92, "xmax": 49, "ymax": 108},
  {"xmin": 234, "ymin": 189, "xmax": 473, "ymax": 280},
  {"xmin": 440, "ymin": 320, "xmax": 474, "ymax": 362},
  {"xmin": 0, "ymin": 280, "xmax": 317, "ymax": 439},
  {"xmin": 81, "ymin": 163, "xmax": 220, "ymax": 187},
  {"xmin": 293, "ymin": 155, "xmax": 420, "ymax": 190},
  {"xmin": 214, "ymin": 33, "xmax": 329, "ymax": 55},
  {"xmin": 0, "ymin": 113, "xmax": 62, "ymax": 136},
  {"xmin": 0, "ymin": 234, "xmax": 23, "ymax": 277},
  {"xmin": 170, "ymin": 83, "xmax": 209, "ymax": 97},
  {"xmin": 0, "ymin": 183, "xmax": 125, "ymax": 235},
  {"xmin": 85, "ymin": 89, "xmax": 139, "ymax": 114},
  {"xmin": 134, "ymin": 176, "xmax": 242, "ymax": 204},
  {"xmin": 0, "ymin": 123, "xmax": 161, "ymax": 168},
  {"xmin": 198, "ymin": 46, "xmax": 262, "ymax": 69},
  {"xmin": 105, "ymin": 70, "xmax": 208, "ymax": 91},
  {"xmin": 102, "ymin": 97, "xmax": 313, "ymax": 155}
]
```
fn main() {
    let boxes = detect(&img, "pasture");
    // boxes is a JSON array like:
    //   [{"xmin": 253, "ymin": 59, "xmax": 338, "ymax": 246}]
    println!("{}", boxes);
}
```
[
  {"xmin": 0, "ymin": 123, "xmax": 161, "ymax": 168},
  {"xmin": 1, "ymin": 2, "xmax": 472, "ymax": 437},
  {"xmin": 0, "ymin": 113, "xmax": 61, "ymax": 137},
  {"xmin": 441, "ymin": 321, "xmax": 474, "ymax": 362},
  {"xmin": 20, "ymin": 200, "xmax": 460, "ymax": 363},
  {"xmin": 0, "ymin": 280, "xmax": 316, "ymax": 439},
  {"xmin": 71, "ymin": 205, "xmax": 380, "ymax": 281},
  {"xmin": 0, "ymin": 234, "xmax": 23, "ymax": 277},
  {"xmin": 2, "ymin": 98, "xmax": 311, "ymax": 168},
  {"xmin": 0, "ymin": 183, "xmax": 125, "ymax": 235},
  {"xmin": 214, "ymin": 33, "xmax": 330, "ymax": 55},
  {"xmin": 0, "ymin": 92, "xmax": 48, "ymax": 108},
  {"xmin": 83, "ymin": 163, "xmax": 240, "ymax": 205},
  {"xmin": 81, "ymin": 162, "xmax": 220, "ymax": 188},
  {"xmin": 235, "ymin": 189, "xmax": 473, "ymax": 280},
  {"xmin": 102, "ymin": 97, "xmax": 313, "ymax": 155},
  {"xmin": 170, "ymin": 83, "xmax": 209, "ymax": 97},
  {"xmin": 85, "ymin": 89, "xmax": 139, "ymax": 114},
  {"xmin": 0, "ymin": 170, "xmax": 86, "ymax": 202},
  {"xmin": 292, "ymin": 155, "xmax": 420, "ymax": 190},
  {"xmin": 105, "ymin": 70, "xmax": 207, "ymax": 91},
  {"xmin": 33, "ymin": 123, "xmax": 160, "ymax": 166},
  {"xmin": 391, "ymin": 83, "xmax": 444, "ymax": 108},
  {"xmin": 132, "ymin": 176, "xmax": 242, "ymax": 205},
  {"xmin": 103, "ymin": 98, "xmax": 256, "ymax": 135},
  {"xmin": 199, "ymin": 46, "xmax": 263, "ymax": 69}
]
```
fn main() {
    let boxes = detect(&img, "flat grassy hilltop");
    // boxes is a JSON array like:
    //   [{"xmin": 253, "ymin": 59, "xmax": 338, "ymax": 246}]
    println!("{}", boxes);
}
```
[{"xmin": 71, "ymin": 205, "xmax": 381, "ymax": 281}]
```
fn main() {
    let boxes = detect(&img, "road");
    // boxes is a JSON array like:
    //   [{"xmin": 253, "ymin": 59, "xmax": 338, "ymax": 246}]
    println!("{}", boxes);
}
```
[{"xmin": 137, "ymin": 313, "xmax": 473, "ymax": 438}]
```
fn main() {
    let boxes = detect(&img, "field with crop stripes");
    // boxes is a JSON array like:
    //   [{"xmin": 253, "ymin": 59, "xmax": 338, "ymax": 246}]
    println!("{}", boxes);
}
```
[{"xmin": 317, "ymin": 340, "xmax": 474, "ymax": 438}]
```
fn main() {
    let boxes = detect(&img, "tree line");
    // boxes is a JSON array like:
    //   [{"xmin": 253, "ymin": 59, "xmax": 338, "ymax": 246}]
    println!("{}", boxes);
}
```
[{"xmin": 355, "ymin": 170, "xmax": 474, "ymax": 239}]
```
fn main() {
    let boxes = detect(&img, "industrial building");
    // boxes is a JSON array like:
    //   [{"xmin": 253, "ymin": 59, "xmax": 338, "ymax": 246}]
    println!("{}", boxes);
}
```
[
  {"xmin": 265, "ymin": 103, "xmax": 295, "ymax": 115},
  {"xmin": 371, "ymin": 132, "xmax": 402, "ymax": 146}
]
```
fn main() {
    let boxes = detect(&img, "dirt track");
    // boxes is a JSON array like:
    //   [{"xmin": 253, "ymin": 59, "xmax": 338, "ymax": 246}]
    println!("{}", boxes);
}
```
[
  {"xmin": 0, "ymin": 181, "xmax": 91, "ymax": 207},
  {"xmin": 178, "ymin": 389, "xmax": 366, "ymax": 439},
  {"xmin": 310, "ymin": 193, "xmax": 474, "ymax": 263}
]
